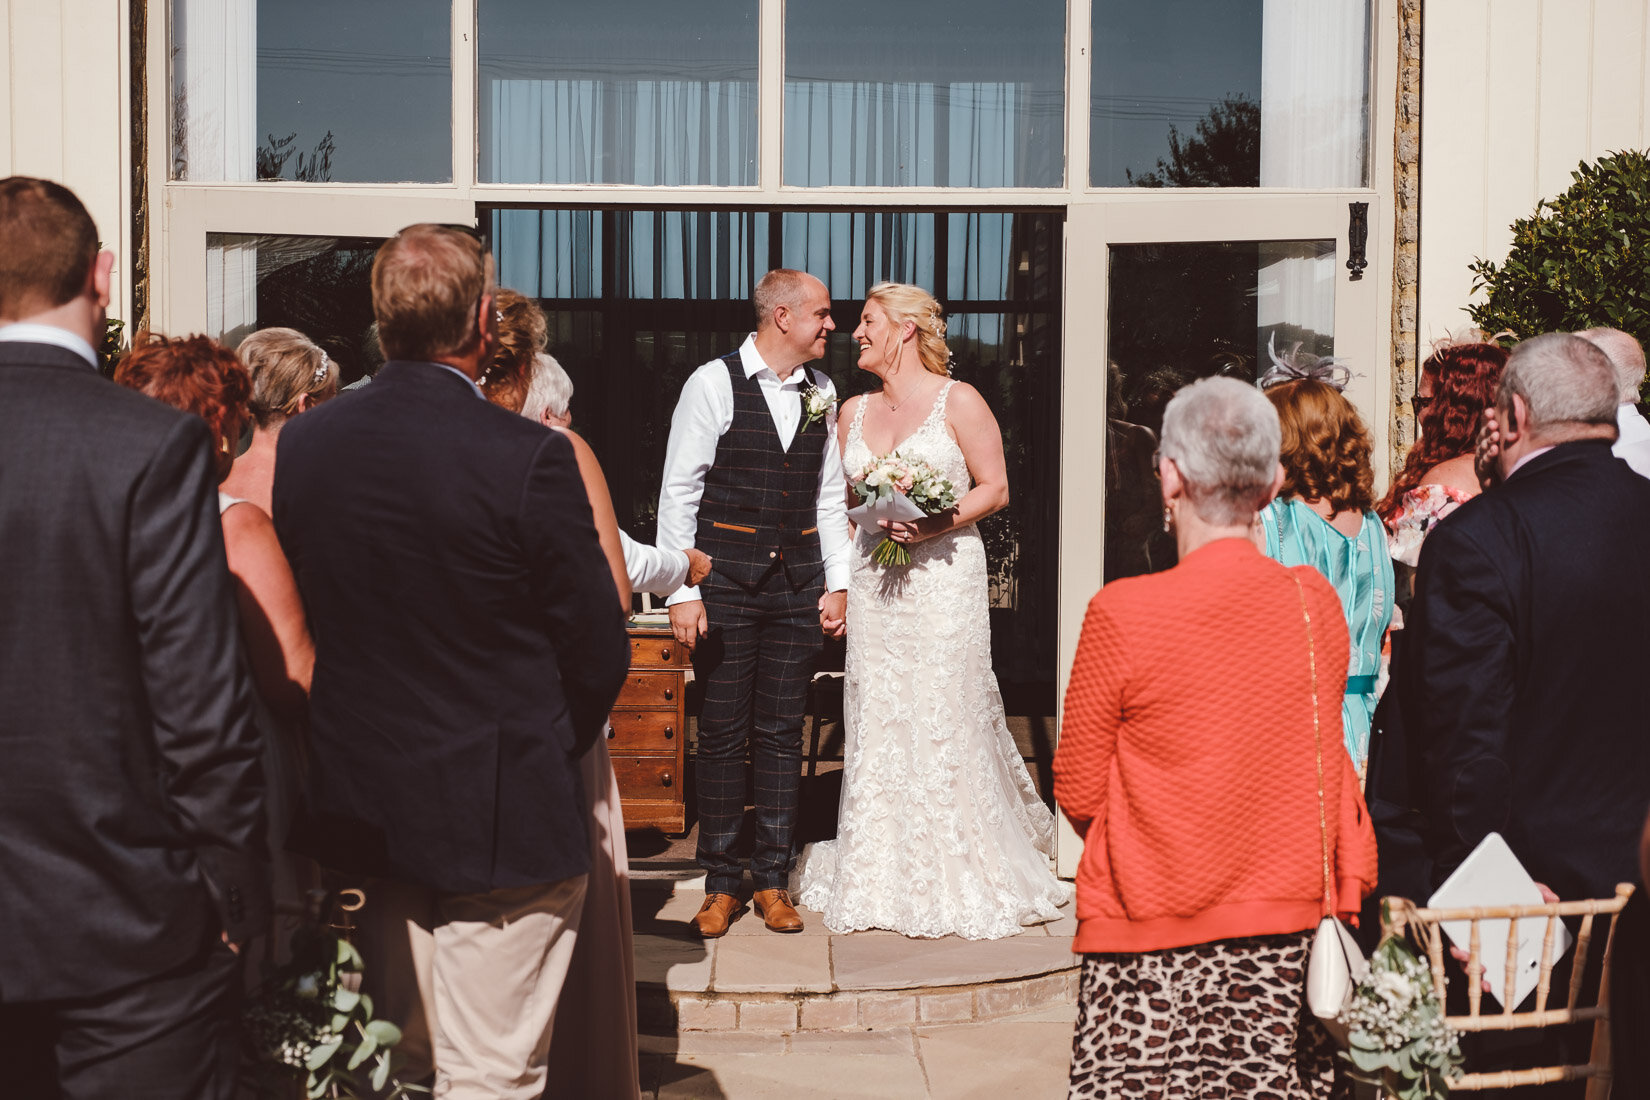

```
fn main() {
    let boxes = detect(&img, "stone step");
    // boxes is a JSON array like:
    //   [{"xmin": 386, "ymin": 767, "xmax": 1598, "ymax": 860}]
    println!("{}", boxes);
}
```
[{"xmin": 631, "ymin": 881, "xmax": 1080, "ymax": 1053}]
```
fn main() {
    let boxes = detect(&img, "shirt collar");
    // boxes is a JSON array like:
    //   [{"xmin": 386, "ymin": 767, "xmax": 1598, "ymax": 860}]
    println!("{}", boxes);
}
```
[
  {"xmin": 0, "ymin": 322, "xmax": 98, "ymax": 369},
  {"xmin": 1618, "ymin": 403, "xmax": 1650, "ymax": 442},
  {"xmin": 429, "ymin": 361, "xmax": 486, "ymax": 399},
  {"xmin": 1507, "ymin": 445, "xmax": 1556, "ymax": 479},
  {"xmin": 738, "ymin": 334, "xmax": 808, "ymax": 387}
]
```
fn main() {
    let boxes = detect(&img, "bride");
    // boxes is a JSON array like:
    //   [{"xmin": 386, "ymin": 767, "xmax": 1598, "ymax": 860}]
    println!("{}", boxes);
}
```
[{"xmin": 796, "ymin": 282, "xmax": 1070, "ymax": 939}]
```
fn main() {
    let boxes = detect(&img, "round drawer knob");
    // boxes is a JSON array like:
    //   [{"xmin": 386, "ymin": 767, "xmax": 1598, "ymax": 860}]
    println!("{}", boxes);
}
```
[
  {"xmin": 663, "ymin": 687, "xmax": 674, "ymax": 701},
  {"xmin": 661, "ymin": 772, "xmax": 674, "ymax": 787},
  {"xmin": 606, "ymin": 728, "xmax": 615, "ymax": 739},
  {"xmin": 664, "ymin": 726, "xmax": 675, "ymax": 740},
  {"xmin": 660, "ymin": 647, "xmax": 672, "ymax": 661}
]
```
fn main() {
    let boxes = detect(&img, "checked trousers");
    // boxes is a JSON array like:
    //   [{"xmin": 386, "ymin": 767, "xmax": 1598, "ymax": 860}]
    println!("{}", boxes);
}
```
[{"xmin": 694, "ymin": 567, "xmax": 822, "ymax": 896}]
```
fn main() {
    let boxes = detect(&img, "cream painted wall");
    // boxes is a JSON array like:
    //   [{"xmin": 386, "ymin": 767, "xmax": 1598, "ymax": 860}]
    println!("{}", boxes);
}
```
[
  {"xmin": 0, "ymin": 0, "xmax": 131, "ymax": 325},
  {"xmin": 1420, "ymin": 0, "xmax": 1650, "ymax": 346}
]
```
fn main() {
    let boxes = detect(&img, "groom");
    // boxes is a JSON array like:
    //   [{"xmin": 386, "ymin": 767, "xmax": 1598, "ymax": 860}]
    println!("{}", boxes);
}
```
[{"xmin": 658, "ymin": 268, "xmax": 851, "ymax": 936}]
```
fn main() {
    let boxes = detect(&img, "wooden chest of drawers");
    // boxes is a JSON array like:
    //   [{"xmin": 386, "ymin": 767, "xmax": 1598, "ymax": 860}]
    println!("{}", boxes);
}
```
[{"xmin": 611, "ymin": 624, "xmax": 690, "ymax": 833}]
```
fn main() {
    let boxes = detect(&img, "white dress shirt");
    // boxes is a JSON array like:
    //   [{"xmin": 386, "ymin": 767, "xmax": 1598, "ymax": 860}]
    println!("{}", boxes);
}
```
[
  {"xmin": 621, "ymin": 529, "xmax": 690, "ymax": 597},
  {"xmin": 1614, "ymin": 403, "xmax": 1650, "ymax": 479},
  {"xmin": 656, "ymin": 334, "xmax": 851, "ymax": 605},
  {"xmin": 0, "ymin": 322, "xmax": 98, "ymax": 368}
]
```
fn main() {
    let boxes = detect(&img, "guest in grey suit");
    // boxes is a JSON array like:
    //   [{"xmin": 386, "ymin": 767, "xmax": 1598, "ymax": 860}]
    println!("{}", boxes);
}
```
[{"xmin": 0, "ymin": 177, "xmax": 268, "ymax": 1099}]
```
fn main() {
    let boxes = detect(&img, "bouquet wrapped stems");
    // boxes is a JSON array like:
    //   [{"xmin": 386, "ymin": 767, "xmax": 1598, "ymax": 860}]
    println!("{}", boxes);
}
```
[{"xmin": 851, "ymin": 453, "xmax": 959, "ymax": 569}]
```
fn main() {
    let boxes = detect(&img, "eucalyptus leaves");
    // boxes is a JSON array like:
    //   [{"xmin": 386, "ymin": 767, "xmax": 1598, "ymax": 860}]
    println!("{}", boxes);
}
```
[{"xmin": 244, "ymin": 925, "xmax": 427, "ymax": 1099}]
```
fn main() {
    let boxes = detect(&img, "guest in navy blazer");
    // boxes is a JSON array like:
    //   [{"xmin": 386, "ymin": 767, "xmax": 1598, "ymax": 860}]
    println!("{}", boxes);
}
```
[{"xmin": 273, "ymin": 224, "xmax": 629, "ymax": 1098}]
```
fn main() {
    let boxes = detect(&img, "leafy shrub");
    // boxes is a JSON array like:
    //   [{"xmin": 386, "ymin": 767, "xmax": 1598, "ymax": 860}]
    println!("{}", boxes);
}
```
[{"xmin": 1469, "ymin": 149, "xmax": 1650, "ymax": 401}]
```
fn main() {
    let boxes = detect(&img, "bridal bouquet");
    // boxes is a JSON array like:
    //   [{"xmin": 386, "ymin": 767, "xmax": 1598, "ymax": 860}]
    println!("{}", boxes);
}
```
[
  {"xmin": 1338, "ymin": 934, "xmax": 1462, "ymax": 1099},
  {"xmin": 850, "ymin": 453, "xmax": 958, "ymax": 566}
]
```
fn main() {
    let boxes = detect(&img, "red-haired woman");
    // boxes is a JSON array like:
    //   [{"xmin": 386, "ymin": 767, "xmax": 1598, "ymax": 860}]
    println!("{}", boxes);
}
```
[
  {"xmin": 1377, "ymin": 337, "xmax": 1510, "ymax": 585},
  {"xmin": 115, "ymin": 333, "xmax": 313, "ymax": 907}
]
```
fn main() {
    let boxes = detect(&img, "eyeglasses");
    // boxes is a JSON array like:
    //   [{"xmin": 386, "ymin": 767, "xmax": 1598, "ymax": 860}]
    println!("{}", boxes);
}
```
[{"xmin": 1151, "ymin": 449, "xmax": 1163, "ymax": 480}]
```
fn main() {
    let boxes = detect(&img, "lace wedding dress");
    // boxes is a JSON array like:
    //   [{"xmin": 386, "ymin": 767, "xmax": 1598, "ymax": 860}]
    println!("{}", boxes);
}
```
[{"xmin": 796, "ymin": 381, "xmax": 1071, "ymax": 939}]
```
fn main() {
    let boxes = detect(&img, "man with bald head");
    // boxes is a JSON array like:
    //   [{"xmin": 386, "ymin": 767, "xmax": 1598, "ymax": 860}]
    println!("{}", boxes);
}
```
[
  {"xmin": 1575, "ymin": 326, "xmax": 1650, "ymax": 477},
  {"xmin": 273, "ymin": 224, "xmax": 629, "ymax": 1097},
  {"xmin": 658, "ymin": 268, "xmax": 852, "ymax": 937}
]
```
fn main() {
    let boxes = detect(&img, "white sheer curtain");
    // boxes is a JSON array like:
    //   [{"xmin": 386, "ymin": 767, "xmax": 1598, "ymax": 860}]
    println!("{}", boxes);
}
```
[
  {"xmin": 1258, "ymin": 0, "xmax": 1368, "ymax": 188},
  {"xmin": 1256, "ymin": 0, "xmax": 1366, "ymax": 351},
  {"xmin": 176, "ymin": 0, "xmax": 256, "ymax": 182},
  {"xmin": 181, "ymin": 0, "xmax": 257, "ymax": 340},
  {"xmin": 783, "ymin": 81, "xmax": 1029, "ymax": 188},
  {"xmin": 488, "ymin": 78, "xmax": 756, "ymax": 185}
]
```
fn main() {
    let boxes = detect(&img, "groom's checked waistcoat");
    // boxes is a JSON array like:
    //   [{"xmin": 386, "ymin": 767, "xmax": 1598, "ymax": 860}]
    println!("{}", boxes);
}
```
[{"xmin": 696, "ymin": 352, "xmax": 826, "ymax": 592}]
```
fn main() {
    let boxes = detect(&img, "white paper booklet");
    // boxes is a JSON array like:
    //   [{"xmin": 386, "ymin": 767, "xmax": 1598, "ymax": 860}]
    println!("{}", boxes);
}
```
[
  {"xmin": 846, "ymin": 487, "xmax": 925, "ymax": 529},
  {"xmin": 1426, "ymin": 832, "xmax": 1573, "ymax": 1010}
]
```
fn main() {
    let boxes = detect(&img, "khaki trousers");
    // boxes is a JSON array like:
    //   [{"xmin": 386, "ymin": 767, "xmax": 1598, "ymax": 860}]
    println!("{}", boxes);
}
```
[{"xmin": 358, "ymin": 875, "xmax": 587, "ymax": 1100}]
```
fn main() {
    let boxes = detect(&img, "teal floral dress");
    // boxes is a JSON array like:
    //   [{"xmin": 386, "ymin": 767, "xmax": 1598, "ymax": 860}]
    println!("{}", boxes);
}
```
[{"xmin": 1259, "ymin": 498, "xmax": 1394, "ymax": 771}]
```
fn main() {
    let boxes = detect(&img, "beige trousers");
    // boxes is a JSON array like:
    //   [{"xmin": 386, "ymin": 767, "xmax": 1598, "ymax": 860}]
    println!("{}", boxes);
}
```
[{"xmin": 358, "ymin": 874, "xmax": 587, "ymax": 1100}]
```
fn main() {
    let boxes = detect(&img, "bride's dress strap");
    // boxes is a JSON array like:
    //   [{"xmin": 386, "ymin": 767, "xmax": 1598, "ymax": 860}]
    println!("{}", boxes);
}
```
[
  {"xmin": 849, "ymin": 386, "xmax": 871, "ymax": 440},
  {"xmin": 924, "ymin": 379, "xmax": 958, "ymax": 429}
]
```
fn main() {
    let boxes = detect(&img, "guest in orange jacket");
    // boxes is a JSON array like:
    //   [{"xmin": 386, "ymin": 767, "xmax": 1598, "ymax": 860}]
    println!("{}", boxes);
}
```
[{"xmin": 1054, "ymin": 375, "xmax": 1377, "ymax": 1100}]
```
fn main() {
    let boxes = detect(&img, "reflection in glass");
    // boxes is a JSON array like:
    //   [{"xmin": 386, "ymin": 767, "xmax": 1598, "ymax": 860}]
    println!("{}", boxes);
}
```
[
  {"xmin": 171, "ymin": 0, "xmax": 451, "ymax": 182},
  {"xmin": 487, "ymin": 207, "xmax": 1061, "ymax": 689},
  {"xmin": 1103, "ymin": 239, "xmax": 1334, "ymax": 580},
  {"xmin": 480, "ymin": 0, "xmax": 758, "ymax": 185},
  {"xmin": 784, "ymin": 0, "xmax": 1064, "ymax": 187},
  {"xmin": 1091, "ymin": 0, "xmax": 1369, "ymax": 188},
  {"xmin": 205, "ymin": 234, "xmax": 384, "ymax": 385}
]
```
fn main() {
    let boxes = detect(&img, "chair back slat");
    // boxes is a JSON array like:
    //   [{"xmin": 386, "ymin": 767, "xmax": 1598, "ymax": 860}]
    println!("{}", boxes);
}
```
[
  {"xmin": 1378, "ymin": 883, "xmax": 1635, "ymax": 1096},
  {"xmin": 1534, "ymin": 913, "xmax": 1559, "ymax": 1013},
  {"xmin": 1570, "ymin": 912, "xmax": 1596, "ymax": 1010}
]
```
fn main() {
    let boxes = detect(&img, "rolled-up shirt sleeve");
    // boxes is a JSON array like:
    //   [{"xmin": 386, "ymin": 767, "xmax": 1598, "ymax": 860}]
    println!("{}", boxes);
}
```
[
  {"xmin": 813, "ymin": 372, "xmax": 852, "ymax": 593},
  {"xmin": 657, "ymin": 363, "xmax": 729, "ymax": 606}
]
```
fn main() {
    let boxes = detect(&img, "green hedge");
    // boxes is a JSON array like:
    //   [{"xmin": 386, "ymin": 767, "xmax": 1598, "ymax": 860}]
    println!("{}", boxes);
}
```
[{"xmin": 1469, "ymin": 149, "xmax": 1650, "ymax": 401}]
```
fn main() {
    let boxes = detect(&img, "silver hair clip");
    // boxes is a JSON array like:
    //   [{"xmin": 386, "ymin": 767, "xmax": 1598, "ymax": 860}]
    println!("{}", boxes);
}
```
[{"xmin": 313, "ymin": 349, "xmax": 329, "ymax": 384}]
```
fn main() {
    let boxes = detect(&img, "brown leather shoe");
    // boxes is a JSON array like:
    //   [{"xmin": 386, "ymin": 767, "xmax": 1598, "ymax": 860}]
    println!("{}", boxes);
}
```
[
  {"xmin": 753, "ymin": 888, "xmax": 804, "ymax": 933},
  {"xmin": 692, "ymin": 892, "xmax": 742, "ymax": 938}
]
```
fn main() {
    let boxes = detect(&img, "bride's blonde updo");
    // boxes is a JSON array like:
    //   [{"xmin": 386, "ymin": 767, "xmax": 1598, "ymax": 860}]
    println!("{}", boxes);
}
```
[{"xmin": 868, "ymin": 282, "xmax": 951, "ymax": 376}]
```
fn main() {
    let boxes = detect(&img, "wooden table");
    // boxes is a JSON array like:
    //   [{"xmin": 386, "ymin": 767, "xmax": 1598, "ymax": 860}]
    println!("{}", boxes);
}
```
[{"xmin": 610, "ymin": 623, "xmax": 690, "ymax": 833}]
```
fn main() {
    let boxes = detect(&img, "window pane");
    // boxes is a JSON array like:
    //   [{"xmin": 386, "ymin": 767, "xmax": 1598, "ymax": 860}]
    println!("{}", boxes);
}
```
[
  {"xmin": 171, "ymin": 0, "xmax": 451, "ymax": 182},
  {"xmin": 784, "ymin": 0, "xmax": 1065, "ymax": 187},
  {"xmin": 480, "ymin": 0, "xmax": 758, "ymax": 185},
  {"xmin": 1091, "ymin": 0, "xmax": 1369, "ymax": 188},
  {"xmin": 205, "ymin": 234, "xmax": 383, "ymax": 385},
  {"xmin": 1103, "ymin": 239, "xmax": 1335, "ymax": 580}
]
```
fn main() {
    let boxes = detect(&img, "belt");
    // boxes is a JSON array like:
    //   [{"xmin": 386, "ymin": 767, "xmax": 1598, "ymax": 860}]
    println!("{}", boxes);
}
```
[{"xmin": 1344, "ymin": 674, "xmax": 1377, "ymax": 695}]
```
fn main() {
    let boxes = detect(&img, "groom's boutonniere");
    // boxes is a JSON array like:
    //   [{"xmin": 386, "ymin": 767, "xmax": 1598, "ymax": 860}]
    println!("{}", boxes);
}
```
[{"xmin": 800, "ymin": 379, "xmax": 835, "ymax": 432}]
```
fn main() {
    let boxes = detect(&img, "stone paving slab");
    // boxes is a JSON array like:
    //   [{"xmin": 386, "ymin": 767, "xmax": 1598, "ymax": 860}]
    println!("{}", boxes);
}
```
[
  {"xmin": 916, "ymin": 1001, "xmax": 1077, "ymax": 1098},
  {"xmin": 648, "ymin": 1052, "xmax": 933, "ymax": 1099},
  {"xmin": 830, "ymin": 929, "xmax": 1077, "ymax": 991},
  {"xmin": 710, "ymin": 932, "xmax": 834, "ymax": 993},
  {"xmin": 635, "ymin": 933, "xmax": 716, "ymax": 992}
]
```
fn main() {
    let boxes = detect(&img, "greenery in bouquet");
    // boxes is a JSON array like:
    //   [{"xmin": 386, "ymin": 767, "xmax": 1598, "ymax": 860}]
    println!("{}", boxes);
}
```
[
  {"xmin": 1338, "ymin": 934, "xmax": 1462, "ymax": 1100},
  {"xmin": 852, "ymin": 453, "xmax": 958, "ymax": 566},
  {"xmin": 243, "ymin": 923, "xmax": 427, "ymax": 1099}
]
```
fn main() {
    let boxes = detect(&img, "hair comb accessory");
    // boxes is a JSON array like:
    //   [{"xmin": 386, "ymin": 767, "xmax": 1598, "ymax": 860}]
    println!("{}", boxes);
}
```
[
  {"xmin": 312, "ymin": 348, "xmax": 329, "ymax": 384},
  {"xmin": 1427, "ymin": 327, "xmax": 1515, "ymax": 358},
  {"xmin": 1257, "ymin": 332, "xmax": 1352, "ymax": 392}
]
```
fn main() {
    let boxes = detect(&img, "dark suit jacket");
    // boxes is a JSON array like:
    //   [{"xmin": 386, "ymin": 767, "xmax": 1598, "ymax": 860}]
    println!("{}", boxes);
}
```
[
  {"xmin": 1371, "ymin": 440, "xmax": 1650, "ymax": 903},
  {"xmin": 273, "ymin": 361, "xmax": 629, "ymax": 894},
  {"xmin": 0, "ymin": 340, "xmax": 268, "ymax": 1001}
]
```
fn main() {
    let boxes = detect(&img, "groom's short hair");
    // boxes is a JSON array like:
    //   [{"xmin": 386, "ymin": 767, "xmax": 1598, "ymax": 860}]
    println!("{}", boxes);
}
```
[{"xmin": 754, "ymin": 269, "xmax": 815, "ymax": 330}]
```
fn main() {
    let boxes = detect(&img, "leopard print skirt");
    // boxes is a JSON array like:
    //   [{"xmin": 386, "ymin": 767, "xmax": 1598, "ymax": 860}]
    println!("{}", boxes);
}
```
[{"xmin": 1067, "ymin": 932, "xmax": 1346, "ymax": 1100}]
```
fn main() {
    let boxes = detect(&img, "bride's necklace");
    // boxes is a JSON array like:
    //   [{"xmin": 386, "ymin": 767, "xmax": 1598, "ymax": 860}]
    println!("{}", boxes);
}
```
[{"xmin": 881, "ymin": 372, "xmax": 923, "ymax": 413}]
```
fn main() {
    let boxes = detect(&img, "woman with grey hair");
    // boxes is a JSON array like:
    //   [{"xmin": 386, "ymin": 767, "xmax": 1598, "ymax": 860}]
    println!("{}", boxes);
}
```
[{"xmin": 1055, "ymin": 376, "xmax": 1376, "ymax": 1098}]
